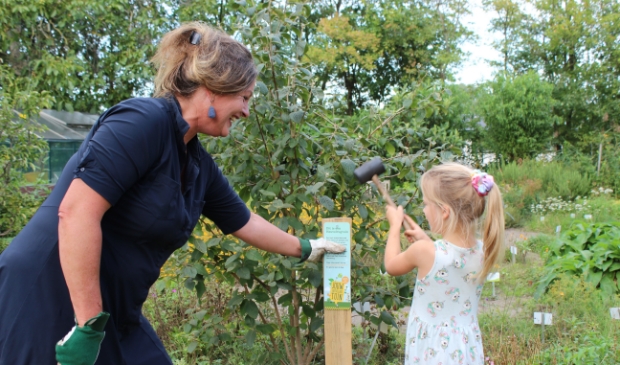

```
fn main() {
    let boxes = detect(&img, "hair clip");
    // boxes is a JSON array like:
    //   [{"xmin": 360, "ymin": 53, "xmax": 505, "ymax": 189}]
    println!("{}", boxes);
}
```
[
  {"xmin": 471, "ymin": 170, "xmax": 495, "ymax": 197},
  {"xmin": 189, "ymin": 31, "xmax": 201, "ymax": 45}
]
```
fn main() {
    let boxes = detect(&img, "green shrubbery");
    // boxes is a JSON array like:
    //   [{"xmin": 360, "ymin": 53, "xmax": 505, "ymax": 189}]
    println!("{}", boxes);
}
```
[
  {"xmin": 0, "ymin": 238, "xmax": 9, "ymax": 254},
  {"xmin": 488, "ymin": 160, "xmax": 592, "ymax": 227},
  {"xmin": 536, "ymin": 222, "xmax": 620, "ymax": 297}
]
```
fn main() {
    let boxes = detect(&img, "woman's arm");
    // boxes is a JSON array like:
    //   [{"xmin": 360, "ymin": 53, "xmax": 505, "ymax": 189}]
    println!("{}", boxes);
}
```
[
  {"xmin": 232, "ymin": 213, "xmax": 302, "ymax": 257},
  {"xmin": 58, "ymin": 178, "xmax": 111, "ymax": 327}
]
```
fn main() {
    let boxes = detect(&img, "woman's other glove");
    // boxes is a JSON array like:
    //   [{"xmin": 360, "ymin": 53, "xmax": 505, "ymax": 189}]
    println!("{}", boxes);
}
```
[
  {"xmin": 299, "ymin": 238, "xmax": 346, "ymax": 262},
  {"xmin": 56, "ymin": 311, "xmax": 110, "ymax": 365}
]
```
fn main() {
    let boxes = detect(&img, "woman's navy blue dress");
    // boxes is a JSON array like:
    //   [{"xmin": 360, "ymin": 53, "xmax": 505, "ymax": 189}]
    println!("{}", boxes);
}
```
[{"xmin": 0, "ymin": 97, "xmax": 250, "ymax": 365}]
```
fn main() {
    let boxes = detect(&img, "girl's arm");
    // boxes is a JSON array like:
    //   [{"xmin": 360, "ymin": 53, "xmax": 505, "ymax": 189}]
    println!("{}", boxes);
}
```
[{"xmin": 384, "ymin": 205, "xmax": 434, "ymax": 277}]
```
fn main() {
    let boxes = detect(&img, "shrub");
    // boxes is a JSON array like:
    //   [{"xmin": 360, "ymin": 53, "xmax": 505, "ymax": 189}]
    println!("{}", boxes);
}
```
[
  {"xmin": 536, "ymin": 222, "xmax": 620, "ymax": 297},
  {"xmin": 488, "ymin": 160, "xmax": 592, "ymax": 227},
  {"xmin": 0, "ymin": 237, "xmax": 10, "ymax": 254}
]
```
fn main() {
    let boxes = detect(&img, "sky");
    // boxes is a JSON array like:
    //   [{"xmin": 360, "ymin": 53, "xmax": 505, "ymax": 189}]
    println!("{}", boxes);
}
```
[{"xmin": 453, "ymin": 0, "xmax": 503, "ymax": 85}]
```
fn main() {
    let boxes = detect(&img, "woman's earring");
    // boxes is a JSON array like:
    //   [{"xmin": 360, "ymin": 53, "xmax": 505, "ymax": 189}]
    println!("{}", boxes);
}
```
[{"xmin": 208, "ymin": 106, "xmax": 216, "ymax": 118}]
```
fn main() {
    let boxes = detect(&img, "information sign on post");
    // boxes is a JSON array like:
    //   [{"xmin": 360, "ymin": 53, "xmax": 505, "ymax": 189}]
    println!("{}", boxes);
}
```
[{"xmin": 322, "ymin": 218, "xmax": 352, "ymax": 365}]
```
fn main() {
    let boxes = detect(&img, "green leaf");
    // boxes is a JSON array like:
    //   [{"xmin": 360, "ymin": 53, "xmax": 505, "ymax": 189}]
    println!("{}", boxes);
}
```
[
  {"xmin": 245, "ymin": 330, "xmax": 256, "ymax": 347},
  {"xmin": 187, "ymin": 341, "xmax": 198, "ymax": 353},
  {"xmin": 318, "ymin": 196, "xmax": 334, "ymax": 211},
  {"xmin": 357, "ymin": 204, "xmax": 368, "ymax": 219},
  {"xmin": 256, "ymin": 324, "xmax": 275, "ymax": 334},
  {"xmin": 302, "ymin": 304, "xmax": 316, "ymax": 317},
  {"xmin": 236, "ymin": 267, "xmax": 251, "ymax": 280},
  {"xmin": 340, "ymin": 159, "xmax": 356, "ymax": 176},
  {"xmin": 206, "ymin": 237, "xmax": 221, "ymax": 248},
  {"xmin": 278, "ymin": 292, "xmax": 292, "ymax": 306},
  {"xmin": 308, "ymin": 270, "xmax": 322, "ymax": 287},
  {"xmin": 182, "ymin": 266, "xmax": 198, "ymax": 278},
  {"xmin": 306, "ymin": 182, "xmax": 325, "ymax": 195},
  {"xmin": 195, "ymin": 279, "xmax": 206, "ymax": 299},
  {"xmin": 245, "ymin": 249, "xmax": 263, "ymax": 262},
  {"xmin": 194, "ymin": 239, "xmax": 207, "ymax": 253},
  {"xmin": 241, "ymin": 299, "xmax": 259, "ymax": 319},
  {"xmin": 380, "ymin": 310, "xmax": 397, "ymax": 327},
  {"xmin": 259, "ymin": 189, "xmax": 276, "ymax": 198},
  {"xmin": 290, "ymin": 111, "xmax": 305, "ymax": 123},
  {"xmin": 310, "ymin": 317, "xmax": 323, "ymax": 333},
  {"xmin": 228, "ymin": 293, "xmax": 244, "ymax": 308}
]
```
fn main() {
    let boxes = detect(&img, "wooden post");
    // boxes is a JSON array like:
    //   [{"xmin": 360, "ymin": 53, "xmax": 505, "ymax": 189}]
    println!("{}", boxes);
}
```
[{"xmin": 322, "ymin": 218, "xmax": 353, "ymax": 365}]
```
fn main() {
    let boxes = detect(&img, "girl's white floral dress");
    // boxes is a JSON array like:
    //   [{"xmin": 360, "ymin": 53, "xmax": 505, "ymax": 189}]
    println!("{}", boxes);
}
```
[{"xmin": 405, "ymin": 239, "xmax": 485, "ymax": 365}]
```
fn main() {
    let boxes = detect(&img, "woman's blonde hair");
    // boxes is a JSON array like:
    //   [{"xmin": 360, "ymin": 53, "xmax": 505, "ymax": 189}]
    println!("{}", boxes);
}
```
[
  {"xmin": 420, "ymin": 162, "xmax": 504, "ymax": 281},
  {"xmin": 151, "ymin": 22, "xmax": 257, "ymax": 97}
]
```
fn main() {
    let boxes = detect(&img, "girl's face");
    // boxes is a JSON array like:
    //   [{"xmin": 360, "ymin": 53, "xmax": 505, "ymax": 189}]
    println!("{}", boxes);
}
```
[{"xmin": 422, "ymin": 196, "xmax": 444, "ymax": 234}]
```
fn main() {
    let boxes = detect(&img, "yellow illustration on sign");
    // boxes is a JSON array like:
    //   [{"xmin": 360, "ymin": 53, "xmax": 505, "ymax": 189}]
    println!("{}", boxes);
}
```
[{"xmin": 329, "ymin": 276, "xmax": 349, "ymax": 306}]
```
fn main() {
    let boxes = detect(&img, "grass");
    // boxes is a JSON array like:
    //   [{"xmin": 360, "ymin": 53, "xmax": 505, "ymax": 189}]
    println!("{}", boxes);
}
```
[{"xmin": 479, "ymin": 234, "xmax": 620, "ymax": 365}]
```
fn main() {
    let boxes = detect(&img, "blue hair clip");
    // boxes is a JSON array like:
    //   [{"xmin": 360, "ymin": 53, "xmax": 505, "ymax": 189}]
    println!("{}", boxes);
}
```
[{"xmin": 189, "ymin": 31, "xmax": 201, "ymax": 45}]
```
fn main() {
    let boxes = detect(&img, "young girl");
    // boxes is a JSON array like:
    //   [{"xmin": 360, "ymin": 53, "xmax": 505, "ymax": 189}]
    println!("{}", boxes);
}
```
[{"xmin": 384, "ymin": 162, "xmax": 504, "ymax": 365}]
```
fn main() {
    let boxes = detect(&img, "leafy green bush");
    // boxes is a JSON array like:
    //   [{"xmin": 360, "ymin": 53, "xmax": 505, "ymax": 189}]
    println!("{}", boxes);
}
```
[
  {"xmin": 489, "ymin": 160, "xmax": 592, "ymax": 227},
  {"xmin": 0, "ymin": 237, "xmax": 10, "ymax": 254},
  {"xmin": 557, "ymin": 133, "xmax": 620, "ymax": 199},
  {"xmin": 536, "ymin": 222, "xmax": 620, "ymax": 297}
]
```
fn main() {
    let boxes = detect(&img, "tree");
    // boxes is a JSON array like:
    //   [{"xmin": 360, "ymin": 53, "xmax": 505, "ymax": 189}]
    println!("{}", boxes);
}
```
[
  {"xmin": 1, "ymin": 0, "xmax": 172, "ymax": 113},
  {"xmin": 169, "ymin": 1, "xmax": 461, "ymax": 364},
  {"xmin": 479, "ymin": 71, "xmax": 559, "ymax": 161},
  {"xmin": 305, "ymin": 0, "xmax": 472, "ymax": 114},
  {"xmin": 487, "ymin": 0, "xmax": 619, "ymax": 144},
  {"xmin": 0, "ymin": 67, "xmax": 52, "ymax": 236},
  {"xmin": 483, "ymin": 0, "xmax": 531, "ymax": 73}
]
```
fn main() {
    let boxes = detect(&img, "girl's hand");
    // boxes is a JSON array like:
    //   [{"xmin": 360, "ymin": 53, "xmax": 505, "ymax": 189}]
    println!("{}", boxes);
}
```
[
  {"xmin": 385, "ymin": 205, "xmax": 404, "ymax": 228},
  {"xmin": 403, "ymin": 215, "xmax": 431, "ymax": 242}
]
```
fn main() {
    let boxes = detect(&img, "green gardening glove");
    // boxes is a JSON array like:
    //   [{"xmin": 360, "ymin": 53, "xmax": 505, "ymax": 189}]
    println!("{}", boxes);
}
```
[{"xmin": 56, "ymin": 312, "xmax": 110, "ymax": 365}]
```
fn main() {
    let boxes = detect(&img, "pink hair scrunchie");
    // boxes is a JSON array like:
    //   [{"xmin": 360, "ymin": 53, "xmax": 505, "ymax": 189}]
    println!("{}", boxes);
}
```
[{"xmin": 471, "ymin": 170, "xmax": 494, "ymax": 197}]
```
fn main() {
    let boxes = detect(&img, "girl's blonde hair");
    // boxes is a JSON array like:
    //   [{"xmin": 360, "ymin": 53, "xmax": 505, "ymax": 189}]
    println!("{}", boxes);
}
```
[
  {"xmin": 420, "ymin": 162, "xmax": 504, "ymax": 281},
  {"xmin": 151, "ymin": 22, "xmax": 257, "ymax": 97}
]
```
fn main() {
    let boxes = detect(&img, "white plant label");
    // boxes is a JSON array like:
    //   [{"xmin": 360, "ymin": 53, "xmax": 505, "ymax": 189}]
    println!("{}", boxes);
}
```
[
  {"xmin": 555, "ymin": 225, "xmax": 561, "ymax": 233},
  {"xmin": 487, "ymin": 272, "xmax": 500, "ymax": 282},
  {"xmin": 611, "ymin": 307, "xmax": 620, "ymax": 320},
  {"xmin": 534, "ymin": 312, "xmax": 553, "ymax": 325},
  {"xmin": 584, "ymin": 214, "xmax": 593, "ymax": 220},
  {"xmin": 510, "ymin": 246, "xmax": 517, "ymax": 255}
]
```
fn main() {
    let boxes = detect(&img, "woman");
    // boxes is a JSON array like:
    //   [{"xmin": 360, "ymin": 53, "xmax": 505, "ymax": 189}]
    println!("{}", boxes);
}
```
[{"xmin": 0, "ymin": 22, "xmax": 343, "ymax": 365}]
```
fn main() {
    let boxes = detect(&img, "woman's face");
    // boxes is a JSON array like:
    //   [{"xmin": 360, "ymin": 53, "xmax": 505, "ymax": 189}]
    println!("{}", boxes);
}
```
[
  {"xmin": 187, "ymin": 82, "xmax": 255, "ymax": 139},
  {"xmin": 206, "ymin": 82, "xmax": 255, "ymax": 137}
]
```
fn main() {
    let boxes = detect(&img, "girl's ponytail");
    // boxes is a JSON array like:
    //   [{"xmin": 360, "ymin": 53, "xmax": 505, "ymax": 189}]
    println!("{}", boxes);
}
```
[{"xmin": 480, "ymin": 184, "xmax": 505, "ymax": 281}]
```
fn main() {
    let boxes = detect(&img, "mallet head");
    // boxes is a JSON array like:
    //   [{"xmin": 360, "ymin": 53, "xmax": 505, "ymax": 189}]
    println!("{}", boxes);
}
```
[{"xmin": 354, "ymin": 157, "xmax": 386, "ymax": 184}]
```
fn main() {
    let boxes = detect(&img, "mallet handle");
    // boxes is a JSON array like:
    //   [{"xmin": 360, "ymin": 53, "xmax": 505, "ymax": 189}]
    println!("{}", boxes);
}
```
[{"xmin": 371, "ymin": 175, "xmax": 412, "ymax": 231}]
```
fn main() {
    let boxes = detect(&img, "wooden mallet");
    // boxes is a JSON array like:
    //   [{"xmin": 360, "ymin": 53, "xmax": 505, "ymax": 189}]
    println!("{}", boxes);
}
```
[{"xmin": 353, "ymin": 157, "xmax": 412, "ymax": 230}]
